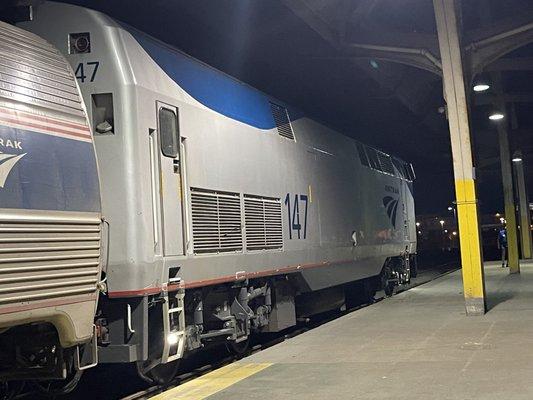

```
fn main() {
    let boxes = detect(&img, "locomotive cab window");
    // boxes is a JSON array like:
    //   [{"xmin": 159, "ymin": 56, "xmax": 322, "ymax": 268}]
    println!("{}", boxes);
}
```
[{"xmin": 159, "ymin": 107, "xmax": 179, "ymax": 158}]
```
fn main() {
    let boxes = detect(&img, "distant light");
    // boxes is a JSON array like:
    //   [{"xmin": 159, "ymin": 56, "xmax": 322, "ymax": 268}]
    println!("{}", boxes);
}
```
[
  {"xmin": 495, "ymin": 213, "xmax": 501, "ymax": 217},
  {"xmin": 452, "ymin": 231, "xmax": 457, "ymax": 236},
  {"xmin": 439, "ymin": 220, "xmax": 445, "ymax": 226},
  {"xmin": 489, "ymin": 113, "xmax": 504, "ymax": 121},
  {"xmin": 500, "ymin": 217, "xmax": 505, "ymax": 224},
  {"xmin": 473, "ymin": 84, "xmax": 490, "ymax": 92},
  {"xmin": 370, "ymin": 60, "xmax": 379, "ymax": 69},
  {"xmin": 512, "ymin": 157, "xmax": 523, "ymax": 162},
  {"xmin": 418, "ymin": 230, "xmax": 422, "ymax": 235},
  {"xmin": 444, "ymin": 229, "xmax": 448, "ymax": 233},
  {"xmin": 447, "ymin": 206, "xmax": 453, "ymax": 211},
  {"xmin": 416, "ymin": 222, "xmax": 421, "ymax": 227}
]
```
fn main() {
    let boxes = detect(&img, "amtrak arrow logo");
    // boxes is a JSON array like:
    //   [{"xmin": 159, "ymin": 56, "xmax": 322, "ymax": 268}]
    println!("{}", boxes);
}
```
[
  {"xmin": 383, "ymin": 196, "xmax": 399, "ymax": 228},
  {"xmin": 0, "ymin": 151, "xmax": 26, "ymax": 188}
]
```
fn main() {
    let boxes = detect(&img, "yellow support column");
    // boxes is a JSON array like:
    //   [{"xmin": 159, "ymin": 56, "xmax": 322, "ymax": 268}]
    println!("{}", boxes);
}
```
[
  {"xmin": 434, "ymin": 0, "xmax": 486, "ymax": 315},
  {"xmin": 498, "ymin": 127, "xmax": 520, "ymax": 272}
]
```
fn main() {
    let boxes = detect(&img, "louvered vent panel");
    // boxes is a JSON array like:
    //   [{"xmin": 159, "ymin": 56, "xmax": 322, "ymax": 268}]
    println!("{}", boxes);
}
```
[
  {"xmin": 244, "ymin": 195, "xmax": 283, "ymax": 251},
  {"xmin": 191, "ymin": 188, "xmax": 243, "ymax": 254},
  {"xmin": 270, "ymin": 102, "xmax": 295, "ymax": 140},
  {"xmin": 0, "ymin": 215, "xmax": 101, "ymax": 307}
]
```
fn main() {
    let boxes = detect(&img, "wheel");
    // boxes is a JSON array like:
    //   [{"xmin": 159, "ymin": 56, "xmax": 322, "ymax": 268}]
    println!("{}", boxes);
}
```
[
  {"xmin": 384, "ymin": 282, "xmax": 395, "ymax": 297},
  {"xmin": 33, "ymin": 369, "xmax": 83, "ymax": 396},
  {"xmin": 226, "ymin": 337, "xmax": 250, "ymax": 356},
  {"xmin": 381, "ymin": 265, "xmax": 395, "ymax": 297},
  {"xmin": 136, "ymin": 359, "xmax": 181, "ymax": 385}
]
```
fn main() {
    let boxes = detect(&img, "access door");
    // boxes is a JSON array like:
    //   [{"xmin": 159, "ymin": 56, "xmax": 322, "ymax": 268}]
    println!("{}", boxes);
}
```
[{"xmin": 156, "ymin": 102, "xmax": 185, "ymax": 256}]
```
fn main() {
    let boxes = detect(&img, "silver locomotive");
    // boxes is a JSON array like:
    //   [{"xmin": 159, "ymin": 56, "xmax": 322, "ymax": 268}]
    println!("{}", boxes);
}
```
[{"xmin": 22, "ymin": 1, "xmax": 416, "ymax": 384}]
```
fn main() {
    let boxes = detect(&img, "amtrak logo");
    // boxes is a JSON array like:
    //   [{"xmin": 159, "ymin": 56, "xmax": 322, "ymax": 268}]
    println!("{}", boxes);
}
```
[
  {"xmin": 383, "ymin": 196, "xmax": 399, "ymax": 228},
  {"xmin": 0, "ymin": 151, "xmax": 26, "ymax": 188}
]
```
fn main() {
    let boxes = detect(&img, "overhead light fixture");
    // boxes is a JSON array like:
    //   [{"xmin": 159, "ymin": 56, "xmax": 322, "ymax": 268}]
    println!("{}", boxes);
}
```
[
  {"xmin": 473, "ymin": 83, "xmax": 490, "ymax": 92},
  {"xmin": 512, "ymin": 157, "xmax": 523, "ymax": 162},
  {"xmin": 447, "ymin": 206, "xmax": 453, "ymax": 211},
  {"xmin": 489, "ymin": 112, "xmax": 504, "ymax": 121}
]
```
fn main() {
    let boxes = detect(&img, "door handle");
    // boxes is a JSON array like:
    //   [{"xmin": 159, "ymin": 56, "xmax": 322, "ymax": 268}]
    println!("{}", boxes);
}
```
[{"xmin": 173, "ymin": 159, "xmax": 180, "ymax": 174}]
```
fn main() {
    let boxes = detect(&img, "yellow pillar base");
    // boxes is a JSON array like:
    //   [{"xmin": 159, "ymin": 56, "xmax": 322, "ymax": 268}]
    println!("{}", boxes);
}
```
[{"xmin": 456, "ymin": 179, "xmax": 486, "ymax": 316}]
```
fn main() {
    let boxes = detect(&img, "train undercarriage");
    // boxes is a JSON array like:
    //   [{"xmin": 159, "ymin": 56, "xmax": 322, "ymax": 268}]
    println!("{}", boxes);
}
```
[{"xmin": 0, "ymin": 254, "xmax": 415, "ymax": 393}]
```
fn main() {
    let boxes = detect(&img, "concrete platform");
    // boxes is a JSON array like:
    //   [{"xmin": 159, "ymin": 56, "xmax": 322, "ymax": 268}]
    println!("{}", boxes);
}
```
[{"xmin": 155, "ymin": 261, "xmax": 533, "ymax": 400}]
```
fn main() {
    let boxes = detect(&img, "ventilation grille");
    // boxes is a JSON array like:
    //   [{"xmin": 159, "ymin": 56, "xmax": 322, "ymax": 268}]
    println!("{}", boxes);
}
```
[
  {"xmin": 191, "ymin": 188, "xmax": 243, "ymax": 254},
  {"xmin": 244, "ymin": 195, "xmax": 283, "ymax": 251},
  {"xmin": 270, "ymin": 102, "xmax": 295, "ymax": 140},
  {"xmin": 0, "ymin": 215, "xmax": 101, "ymax": 307}
]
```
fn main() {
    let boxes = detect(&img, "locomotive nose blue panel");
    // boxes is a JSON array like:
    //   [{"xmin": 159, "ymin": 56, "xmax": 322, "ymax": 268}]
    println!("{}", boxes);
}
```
[
  {"xmin": 130, "ymin": 30, "xmax": 302, "ymax": 130},
  {"xmin": 0, "ymin": 125, "xmax": 100, "ymax": 212}
]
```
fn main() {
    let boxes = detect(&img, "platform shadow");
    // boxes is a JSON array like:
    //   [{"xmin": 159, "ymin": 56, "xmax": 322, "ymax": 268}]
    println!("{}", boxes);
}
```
[{"xmin": 485, "ymin": 291, "xmax": 514, "ymax": 312}]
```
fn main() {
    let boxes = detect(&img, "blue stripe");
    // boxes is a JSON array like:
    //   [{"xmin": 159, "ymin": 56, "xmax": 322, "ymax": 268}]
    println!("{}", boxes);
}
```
[
  {"xmin": 0, "ymin": 126, "xmax": 100, "ymax": 212},
  {"xmin": 129, "ymin": 30, "xmax": 302, "ymax": 129}
]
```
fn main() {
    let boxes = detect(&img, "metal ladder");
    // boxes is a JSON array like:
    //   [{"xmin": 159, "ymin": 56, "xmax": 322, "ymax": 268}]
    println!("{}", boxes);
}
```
[{"xmin": 161, "ymin": 288, "xmax": 186, "ymax": 363}]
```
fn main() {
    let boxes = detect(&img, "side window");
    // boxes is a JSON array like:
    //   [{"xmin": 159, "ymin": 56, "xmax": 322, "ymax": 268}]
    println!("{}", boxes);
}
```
[
  {"xmin": 377, "ymin": 152, "xmax": 394, "ymax": 175},
  {"xmin": 159, "ymin": 107, "xmax": 179, "ymax": 158},
  {"xmin": 392, "ymin": 157, "xmax": 406, "ymax": 179},
  {"xmin": 403, "ymin": 163, "xmax": 415, "ymax": 181}
]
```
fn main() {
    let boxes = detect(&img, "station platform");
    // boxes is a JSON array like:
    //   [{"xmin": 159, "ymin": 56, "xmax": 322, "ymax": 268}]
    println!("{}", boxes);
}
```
[{"xmin": 154, "ymin": 261, "xmax": 533, "ymax": 400}]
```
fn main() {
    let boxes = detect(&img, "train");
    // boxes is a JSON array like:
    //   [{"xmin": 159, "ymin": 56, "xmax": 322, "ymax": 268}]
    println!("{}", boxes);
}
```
[
  {"xmin": 0, "ymin": 19, "xmax": 102, "ymax": 390},
  {"xmin": 5, "ymin": 0, "xmax": 416, "ymax": 388}
]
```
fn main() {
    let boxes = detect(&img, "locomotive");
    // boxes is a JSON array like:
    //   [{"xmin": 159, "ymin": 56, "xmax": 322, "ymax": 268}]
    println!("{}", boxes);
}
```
[
  {"xmin": 21, "ymin": 1, "xmax": 416, "ymax": 385},
  {"xmin": 0, "ymin": 19, "xmax": 102, "ymax": 388}
]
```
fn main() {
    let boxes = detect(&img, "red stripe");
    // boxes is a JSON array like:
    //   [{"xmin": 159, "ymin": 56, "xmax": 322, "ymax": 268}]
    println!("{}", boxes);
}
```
[
  {"xmin": 0, "ymin": 107, "xmax": 90, "ymax": 132},
  {"xmin": 0, "ymin": 115, "xmax": 91, "ymax": 139},
  {"xmin": 0, "ymin": 294, "xmax": 96, "ymax": 315},
  {"xmin": 107, "ymin": 258, "xmax": 355, "ymax": 298}
]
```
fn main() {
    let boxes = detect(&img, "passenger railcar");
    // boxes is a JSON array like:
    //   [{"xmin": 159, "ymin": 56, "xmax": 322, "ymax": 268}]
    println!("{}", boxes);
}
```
[
  {"xmin": 0, "ymin": 21, "xmax": 102, "ymax": 386},
  {"xmin": 23, "ymin": 2, "xmax": 416, "ymax": 383}
]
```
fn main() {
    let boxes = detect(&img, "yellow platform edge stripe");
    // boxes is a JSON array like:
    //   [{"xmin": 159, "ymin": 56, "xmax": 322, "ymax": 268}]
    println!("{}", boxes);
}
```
[{"xmin": 151, "ymin": 362, "xmax": 273, "ymax": 400}]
